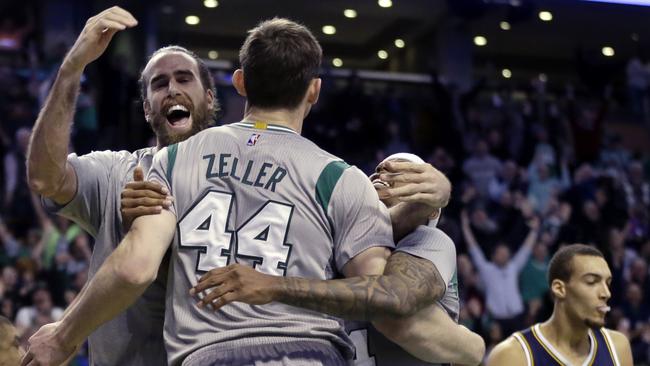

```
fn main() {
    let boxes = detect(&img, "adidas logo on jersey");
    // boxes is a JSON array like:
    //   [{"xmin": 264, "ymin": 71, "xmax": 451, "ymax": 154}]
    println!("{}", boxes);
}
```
[{"xmin": 247, "ymin": 133, "xmax": 261, "ymax": 146}]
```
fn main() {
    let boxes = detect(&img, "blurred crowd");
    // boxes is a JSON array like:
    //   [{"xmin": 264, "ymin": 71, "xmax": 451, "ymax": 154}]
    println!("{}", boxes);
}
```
[{"xmin": 2, "ymin": 5, "xmax": 650, "ymax": 366}]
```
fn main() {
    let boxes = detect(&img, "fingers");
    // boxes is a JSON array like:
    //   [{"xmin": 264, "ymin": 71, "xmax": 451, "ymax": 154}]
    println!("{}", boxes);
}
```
[
  {"xmin": 191, "ymin": 267, "xmax": 231, "ymax": 294},
  {"xmin": 209, "ymin": 292, "xmax": 238, "ymax": 311},
  {"xmin": 198, "ymin": 283, "xmax": 236, "ymax": 308},
  {"xmin": 380, "ymin": 161, "xmax": 428, "ymax": 173},
  {"xmin": 381, "ymin": 183, "xmax": 433, "ymax": 199},
  {"xmin": 124, "ymin": 181, "xmax": 169, "ymax": 195},
  {"xmin": 87, "ymin": 6, "xmax": 137, "ymax": 36},
  {"xmin": 379, "ymin": 172, "xmax": 428, "ymax": 185},
  {"xmin": 122, "ymin": 197, "xmax": 170, "ymax": 209},
  {"xmin": 96, "ymin": 6, "xmax": 138, "ymax": 27},
  {"xmin": 133, "ymin": 166, "xmax": 144, "ymax": 181}
]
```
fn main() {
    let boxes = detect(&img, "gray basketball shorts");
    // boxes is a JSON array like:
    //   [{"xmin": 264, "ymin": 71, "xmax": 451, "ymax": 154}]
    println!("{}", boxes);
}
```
[{"xmin": 181, "ymin": 338, "xmax": 350, "ymax": 366}]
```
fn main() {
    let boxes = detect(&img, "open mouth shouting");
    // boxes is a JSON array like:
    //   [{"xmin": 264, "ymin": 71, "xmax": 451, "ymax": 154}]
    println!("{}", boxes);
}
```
[{"xmin": 165, "ymin": 104, "xmax": 193, "ymax": 131}]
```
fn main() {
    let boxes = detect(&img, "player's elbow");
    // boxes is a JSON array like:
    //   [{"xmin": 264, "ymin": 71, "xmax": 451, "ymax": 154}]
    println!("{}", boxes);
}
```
[
  {"xmin": 464, "ymin": 332, "xmax": 486, "ymax": 365},
  {"xmin": 113, "ymin": 258, "xmax": 157, "ymax": 287},
  {"xmin": 27, "ymin": 172, "xmax": 55, "ymax": 197},
  {"xmin": 27, "ymin": 162, "xmax": 65, "ymax": 198}
]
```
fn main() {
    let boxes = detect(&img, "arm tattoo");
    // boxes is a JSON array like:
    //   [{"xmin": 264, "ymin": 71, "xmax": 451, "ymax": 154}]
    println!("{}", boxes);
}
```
[{"xmin": 278, "ymin": 252, "xmax": 446, "ymax": 320}]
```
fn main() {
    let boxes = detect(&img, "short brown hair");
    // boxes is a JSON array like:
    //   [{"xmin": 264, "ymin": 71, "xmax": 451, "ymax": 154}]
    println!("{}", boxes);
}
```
[
  {"xmin": 547, "ymin": 244, "xmax": 604, "ymax": 286},
  {"xmin": 239, "ymin": 18, "xmax": 322, "ymax": 109}
]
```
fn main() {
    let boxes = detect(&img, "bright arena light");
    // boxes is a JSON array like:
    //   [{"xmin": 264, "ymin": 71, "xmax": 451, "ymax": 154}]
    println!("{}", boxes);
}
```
[
  {"xmin": 394, "ymin": 39, "xmax": 405, "ymax": 48},
  {"xmin": 500, "ymin": 21, "xmax": 511, "ymax": 30},
  {"xmin": 378, "ymin": 0, "xmax": 393, "ymax": 8},
  {"xmin": 185, "ymin": 15, "xmax": 200, "ymax": 25},
  {"xmin": 378, "ymin": 50, "xmax": 388, "ymax": 59},
  {"xmin": 332, "ymin": 58, "xmax": 343, "ymax": 67},
  {"xmin": 208, "ymin": 50, "xmax": 218, "ymax": 59},
  {"xmin": 602, "ymin": 46, "xmax": 615, "ymax": 57},
  {"xmin": 203, "ymin": 0, "xmax": 218, "ymax": 8},
  {"xmin": 502, "ymin": 69, "xmax": 512, "ymax": 78},
  {"xmin": 539, "ymin": 11, "xmax": 553, "ymax": 21},
  {"xmin": 474, "ymin": 36, "xmax": 487, "ymax": 46},
  {"xmin": 344, "ymin": 9, "xmax": 357, "ymax": 18},
  {"xmin": 322, "ymin": 25, "xmax": 336, "ymax": 35}
]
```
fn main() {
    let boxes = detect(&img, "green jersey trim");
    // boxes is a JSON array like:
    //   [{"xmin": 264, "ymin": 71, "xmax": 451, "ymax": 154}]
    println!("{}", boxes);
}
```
[
  {"xmin": 167, "ymin": 143, "xmax": 179, "ymax": 184},
  {"xmin": 315, "ymin": 161, "xmax": 350, "ymax": 214}
]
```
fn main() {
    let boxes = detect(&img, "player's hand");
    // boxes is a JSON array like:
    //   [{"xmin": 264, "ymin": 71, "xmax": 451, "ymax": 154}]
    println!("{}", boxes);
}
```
[
  {"xmin": 190, "ymin": 264, "xmax": 279, "ymax": 311},
  {"xmin": 62, "ymin": 6, "xmax": 137, "ymax": 73},
  {"xmin": 377, "ymin": 161, "xmax": 451, "ymax": 209},
  {"xmin": 21, "ymin": 322, "xmax": 78, "ymax": 366},
  {"xmin": 120, "ymin": 166, "xmax": 172, "ymax": 231}
]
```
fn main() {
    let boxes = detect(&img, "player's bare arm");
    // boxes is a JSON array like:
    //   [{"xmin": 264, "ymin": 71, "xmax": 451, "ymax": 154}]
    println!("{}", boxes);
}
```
[
  {"xmin": 192, "ymin": 249, "xmax": 446, "ymax": 320},
  {"xmin": 485, "ymin": 336, "xmax": 528, "ymax": 366},
  {"xmin": 22, "ymin": 211, "xmax": 175, "ymax": 366},
  {"xmin": 27, "ymin": 6, "xmax": 137, "ymax": 204},
  {"xmin": 373, "ymin": 303, "xmax": 485, "ymax": 365},
  {"xmin": 609, "ymin": 329, "xmax": 633, "ymax": 366}
]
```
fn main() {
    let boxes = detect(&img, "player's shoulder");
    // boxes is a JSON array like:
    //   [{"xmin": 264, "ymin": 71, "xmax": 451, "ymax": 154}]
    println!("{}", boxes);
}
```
[
  {"xmin": 601, "ymin": 328, "xmax": 632, "ymax": 356},
  {"xmin": 486, "ymin": 334, "xmax": 528, "ymax": 366},
  {"xmin": 415, "ymin": 225, "xmax": 453, "ymax": 241},
  {"xmin": 400, "ymin": 225, "xmax": 454, "ymax": 249}
]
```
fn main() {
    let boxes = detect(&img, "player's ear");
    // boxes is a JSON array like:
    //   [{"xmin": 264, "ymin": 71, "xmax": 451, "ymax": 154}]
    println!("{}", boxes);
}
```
[
  {"xmin": 232, "ymin": 69, "xmax": 247, "ymax": 97},
  {"xmin": 306, "ymin": 78, "xmax": 321, "ymax": 105},
  {"xmin": 551, "ymin": 279, "xmax": 566, "ymax": 299},
  {"xmin": 143, "ymin": 101, "xmax": 152, "ymax": 123},
  {"xmin": 205, "ymin": 88, "xmax": 215, "ymax": 111}
]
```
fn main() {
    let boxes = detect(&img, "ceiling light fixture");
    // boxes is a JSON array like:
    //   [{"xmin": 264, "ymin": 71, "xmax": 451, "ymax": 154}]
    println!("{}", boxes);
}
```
[
  {"xmin": 185, "ymin": 15, "xmax": 200, "ymax": 25},
  {"xmin": 344, "ymin": 9, "xmax": 357, "ymax": 18},
  {"xmin": 539, "ymin": 11, "xmax": 553, "ymax": 21},
  {"xmin": 474, "ymin": 36, "xmax": 487, "ymax": 46},
  {"xmin": 322, "ymin": 25, "xmax": 336, "ymax": 35},
  {"xmin": 378, "ymin": 0, "xmax": 393, "ymax": 8},
  {"xmin": 203, "ymin": 0, "xmax": 218, "ymax": 8},
  {"xmin": 602, "ymin": 46, "xmax": 615, "ymax": 57}
]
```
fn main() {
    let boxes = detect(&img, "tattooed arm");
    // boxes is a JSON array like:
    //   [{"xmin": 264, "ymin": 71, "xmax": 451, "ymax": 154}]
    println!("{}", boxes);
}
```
[
  {"xmin": 190, "ymin": 247, "xmax": 484, "ymax": 364},
  {"xmin": 192, "ymin": 250, "xmax": 445, "ymax": 320}
]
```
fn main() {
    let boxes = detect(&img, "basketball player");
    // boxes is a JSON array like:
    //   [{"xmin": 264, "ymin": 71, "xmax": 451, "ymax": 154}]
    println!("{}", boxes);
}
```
[
  {"xmin": 26, "ymin": 6, "xmax": 217, "ymax": 365},
  {"xmin": 23, "ymin": 18, "xmax": 458, "ymax": 366},
  {"xmin": 190, "ymin": 153, "xmax": 485, "ymax": 365},
  {"xmin": 486, "ymin": 244, "xmax": 633, "ymax": 366}
]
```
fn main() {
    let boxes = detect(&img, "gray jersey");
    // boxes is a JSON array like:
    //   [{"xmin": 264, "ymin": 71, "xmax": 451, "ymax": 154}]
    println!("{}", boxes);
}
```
[
  {"xmin": 345, "ymin": 225, "xmax": 459, "ymax": 366},
  {"xmin": 147, "ymin": 121, "xmax": 394, "ymax": 366},
  {"xmin": 44, "ymin": 147, "xmax": 167, "ymax": 366}
]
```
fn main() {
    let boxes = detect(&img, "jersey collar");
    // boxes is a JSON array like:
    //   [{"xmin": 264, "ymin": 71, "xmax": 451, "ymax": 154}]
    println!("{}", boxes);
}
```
[{"xmin": 235, "ymin": 121, "xmax": 298, "ymax": 135}]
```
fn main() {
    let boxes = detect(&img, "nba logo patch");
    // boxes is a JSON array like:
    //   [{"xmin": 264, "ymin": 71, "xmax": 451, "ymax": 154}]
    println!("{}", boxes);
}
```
[{"xmin": 247, "ymin": 133, "xmax": 261, "ymax": 146}]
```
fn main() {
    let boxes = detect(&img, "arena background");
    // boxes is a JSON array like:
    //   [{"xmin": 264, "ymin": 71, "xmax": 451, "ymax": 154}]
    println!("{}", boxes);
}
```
[{"xmin": 1, "ymin": 0, "xmax": 650, "ymax": 364}]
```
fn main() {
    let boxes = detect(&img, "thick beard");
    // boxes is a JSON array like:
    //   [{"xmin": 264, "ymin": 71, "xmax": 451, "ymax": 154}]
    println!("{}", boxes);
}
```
[{"xmin": 151, "ymin": 101, "xmax": 213, "ymax": 147}]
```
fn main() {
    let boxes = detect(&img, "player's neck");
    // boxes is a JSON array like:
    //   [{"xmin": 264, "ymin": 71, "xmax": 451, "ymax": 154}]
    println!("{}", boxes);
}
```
[
  {"xmin": 243, "ymin": 106, "xmax": 304, "ymax": 134},
  {"xmin": 541, "ymin": 307, "xmax": 591, "ymax": 351}
]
